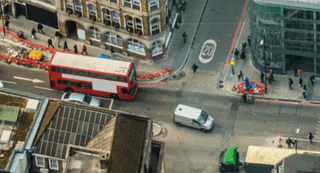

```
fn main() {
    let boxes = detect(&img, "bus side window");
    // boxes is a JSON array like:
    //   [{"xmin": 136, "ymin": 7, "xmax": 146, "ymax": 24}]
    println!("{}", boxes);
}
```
[
  {"xmin": 52, "ymin": 66, "xmax": 61, "ymax": 72},
  {"xmin": 92, "ymin": 72, "xmax": 104, "ymax": 79},
  {"xmin": 58, "ymin": 79, "xmax": 62, "ymax": 84},
  {"xmin": 50, "ymin": 81, "xmax": 55, "ymax": 87},
  {"xmin": 105, "ymin": 74, "xmax": 117, "ymax": 81},
  {"xmin": 62, "ymin": 80, "xmax": 75, "ymax": 86},
  {"xmin": 61, "ymin": 68, "xmax": 73, "ymax": 74},
  {"xmin": 118, "ymin": 76, "xmax": 127, "ymax": 82},
  {"xmin": 87, "ymin": 72, "xmax": 91, "ymax": 77}
]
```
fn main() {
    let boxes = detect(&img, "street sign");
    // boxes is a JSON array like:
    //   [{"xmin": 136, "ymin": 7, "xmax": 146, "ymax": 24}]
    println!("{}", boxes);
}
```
[{"xmin": 199, "ymin": 39, "xmax": 217, "ymax": 64}]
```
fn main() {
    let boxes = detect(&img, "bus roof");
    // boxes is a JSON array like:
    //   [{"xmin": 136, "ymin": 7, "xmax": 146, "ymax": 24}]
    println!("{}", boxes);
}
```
[
  {"xmin": 50, "ymin": 52, "xmax": 132, "ymax": 75},
  {"xmin": 245, "ymin": 145, "xmax": 320, "ymax": 165}
]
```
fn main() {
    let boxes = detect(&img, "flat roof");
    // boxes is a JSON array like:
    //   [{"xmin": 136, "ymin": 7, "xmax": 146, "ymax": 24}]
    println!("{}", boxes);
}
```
[
  {"xmin": 253, "ymin": 0, "xmax": 320, "ymax": 10},
  {"xmin": 174, "ymin": 104, "xmax": 201, "ymax": 119},
  {"xmin": 50, "ymin": 52, "xmax": 131, "ymax": 75},
  {"xmin": 0, "ymin": 105, "xmax": 20, "ymax": 122}
]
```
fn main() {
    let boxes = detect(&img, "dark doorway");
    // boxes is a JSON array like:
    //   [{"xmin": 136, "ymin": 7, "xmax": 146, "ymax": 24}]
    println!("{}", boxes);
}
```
[
  {"xmin": 26, "ymin": 4, "xmax": 58, "ymax": 28},
  {"xmin": 66, "ymin": 21, "xmax": 77, "ymax": 40},
  {"xmin": 285, "ymin": 54, "xmax": 314, "ymax": 72},
  {"xmin": 4, "ymin": 4, "xmax": 12, "ymax": 16},
  {"xmin": 14, "ymin": 3, "xmax": 26, "ymax": 17}
]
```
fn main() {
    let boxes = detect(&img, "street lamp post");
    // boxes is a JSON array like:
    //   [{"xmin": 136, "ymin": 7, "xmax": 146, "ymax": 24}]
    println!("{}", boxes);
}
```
[{"xmin": 260, "ymin": 31, "xmax": 268, "ymax": 94}]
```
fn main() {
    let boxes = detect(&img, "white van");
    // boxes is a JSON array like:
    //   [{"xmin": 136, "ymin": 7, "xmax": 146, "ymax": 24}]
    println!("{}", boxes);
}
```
[{"xmin": 173, "ymin": 104, "xmax": 214, "ymax": 132}]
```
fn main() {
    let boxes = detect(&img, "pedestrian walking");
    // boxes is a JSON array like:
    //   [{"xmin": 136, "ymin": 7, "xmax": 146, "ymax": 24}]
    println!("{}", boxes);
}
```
[
  {"xmin": 110, "ymin": 47, "xmax": 115, "ymax": 57},
  {"xmin": 192, "ymin": 63, "xmax": 198, "ymax": 74},
  {"xmin": 240, "ymin": 51, "xmax": 246, "ymax": 62},
  {"xmin": 81, "ymin": 45, "xmax": 88, "ymax": 55},
  {"xmin": 241, "ymin": 42, "xmax": 247, "ymax": 52},
  {"xmin": 247, "ymin": 36, "xmax": 251, "ymax": 47},
  {"xmin": 297, "ymin": 67, "xmax": 302, "ymax": 77},
  {"xmin": 299, "ymin": 77, "xmax": 303, "ymax": 87},
  {"xmin": 31, "ymin": 28, "xmax": 36, "ymax": 39},
  {"xmin": 47, "ymin": 38, "xmax": 54, "ymax": 48},
  {"xmin": 234, "ymin": 48, "xmax": 239, "ymax": 59},
  {"xmin": 55, "ymin": 36, "xmax": 61, "ymax": 48},
  {"xmin": 181, "ymin": 0, "xmax": 188, "ymax": 13},
  {"xmin": 289, "ymin": 78, "xmax": 293, "ymax": 90},
  {"xmin": 294, "ymin": 67, "xmax": 297, "ymax": 77},
  {"xmin": 303, "ymin": 85, "xmax": 308, "ymax": 100},
  {"xmin": 238, "ymin": 71, "xmax": 244, "ymax": 81},
  {"xmin": 268, "ymin": 69, "xmax": 275, "ymax": 84},
  {"xmin": 260, "ymin": 72, "xmax": 265, "ymax": 83},
  {"xmin": 182, "ymin": 32, "xmax": 187, "ymax": 43},
  {"xmin": 286, "ymin": 137, "xmax": 294, "ymax": 148},
  {"xmin": 308, "ymin": 132, "xmax": 314, "ymax": 144},
  {"xmin": 37, "ymin": 23, "xmax": 44, "ymax": 34},
  {"xmin": 4, "ymin": 20, "xmax": 9, "ymax": 30},
  {"xmin": 73, "ymin": 45, "xmax": 78, "ymax": 54},
  {"xmin": 63, "ymin": 41, "xmax": 69, "ymax": 51},
  {"xmin": 310, "ymin": 73, "xmax": 315, "ymax": 86},
  {"xmin": 242, "ymin": 93, "xmax": 247, "ymax": 103},
  {"xmin": 55, "ymin": 31, "xmax": 60, "ymax": 40}
]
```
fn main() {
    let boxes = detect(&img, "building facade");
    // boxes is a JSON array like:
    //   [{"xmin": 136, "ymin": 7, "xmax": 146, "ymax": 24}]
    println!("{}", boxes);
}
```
[{"xmin": 250, "ymin": 0, "xmax": 320, "ymax": 75}]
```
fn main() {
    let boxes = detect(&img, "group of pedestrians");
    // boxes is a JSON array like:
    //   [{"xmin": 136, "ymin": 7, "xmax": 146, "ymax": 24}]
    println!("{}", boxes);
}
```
[
  {"xmin": 287, "ymin": 67, "xmax": 315, "ymax": 100},
  {"xmin": 286, "ymin": 132, "xmax": 314, "ymax": 149}
]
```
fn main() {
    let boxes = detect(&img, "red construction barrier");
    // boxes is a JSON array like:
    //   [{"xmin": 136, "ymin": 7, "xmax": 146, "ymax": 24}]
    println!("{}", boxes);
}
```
[{"xmin": 237, "ymin": 81, "xmax": 265, "ymax": 95}]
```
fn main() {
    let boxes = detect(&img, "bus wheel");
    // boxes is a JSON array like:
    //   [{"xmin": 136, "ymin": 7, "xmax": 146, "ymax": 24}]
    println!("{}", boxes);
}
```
[
  {"xmin": 110, "ymin": 94, "xmax": 118, "ymax": 99},
  {"xmin": 200, "ymin": 128, "xmax": 206, "ymax": 132},
  {"xmin": 65, "ymin": 88, "xmax": 73, "ymax": 93}
]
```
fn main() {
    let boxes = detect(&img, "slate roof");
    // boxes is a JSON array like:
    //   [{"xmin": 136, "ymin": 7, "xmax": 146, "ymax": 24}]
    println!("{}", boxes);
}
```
[{"xmin": 34, "ymin": 103, "xmax": 114, "ymax": 159}]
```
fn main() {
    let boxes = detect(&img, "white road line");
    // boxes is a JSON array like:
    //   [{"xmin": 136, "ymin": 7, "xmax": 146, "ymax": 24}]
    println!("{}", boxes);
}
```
[
  {"xmin": 34, "ymin": 86, "xmax": 55, "ymax": 91},
  {"xmin": 0, "ymin": 80, "xmax": 17, "ymax": 84},
  {"xmin": 109, "ymin": 99, "xmax": 114, "ymax": 109}
]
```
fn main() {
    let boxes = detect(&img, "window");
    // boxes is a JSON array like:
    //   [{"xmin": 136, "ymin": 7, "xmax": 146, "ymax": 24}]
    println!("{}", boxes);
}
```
[
  {"xmin": 126, "ymin": 15, "xmax": 133, "ymax": 28},
  {"xmin": 76, "ymin": 82, "xmax": 92, "ymax": 89},
  {"xmin": 151, "ymin": 18, "xmax": 159, "ymax": 35},
  {"xmin": 133, "ymin": 0, "xmax": 141, "ymax": 10},
  {"xmin": 89, "ymin": 27, "xmax": 100, "ymax": 40},
  {"xmin": 127, "ymin": 39, "xmax": 146, "ymax": 55},
  {"xmin": 110, "ymin": 0, "xmax": 117, "ymax": 3},
  {"xmin": 105, "ymin": 74, "xmax": 117, "ymax": 80},
  {"xmin": 61, "ymin": 68, "xmax": 73, "ymax": 74},
  {"xmin": 49, "ymin": 159, "xmax": 59, "ymax": 170},
  {"xmin": 51, "ymin": 66, "xmax": 61, "ymax": 72},
  {"xmin": 149, "ymin": 0, "xmax": 157, "ymax": 11},
  {"xmin": 152, "ymin": 41, "xmax": 162, "ymax": 56},
  {"xmin": 92, "ymin": 72, "xmax": 104, "ymax": 79},
  {"xmin": 62, "ymin": 80, "xmax": 75, "ymax": 86},
  {"xmin": 75, "ymin": 0, "xmax": 82, "ymax": 11},
  {"xmin": 118, "ymin": 76, "xmax": 127, "ymax": 82},
  {"xmin": 105, "ymin": 32, "xmax": 123, "ymax": 47},
  {"xmin": 124, "ymin": 0, "xmax": 131, "ymax": 7},
  {"xmin": 35, "ymin": 157, "xmax": 45, "ymax": 167},
  {"xmin": 88, "ymin": 4, "xmax": 96, "ymax": 16},
  {"xmin": 135, "ymin": 18, "xmax": 142, "ymax": 30},
  {"xmin": 74, "ymin": 70, "xmax": 86, "ymax": 76},
  {"xmin": 102, "ymin": 9, "xmax": 110, "ymax": 20},
  {"xmin": 112, "ymin": 11, "xmax": 120, "ymax": 23}
]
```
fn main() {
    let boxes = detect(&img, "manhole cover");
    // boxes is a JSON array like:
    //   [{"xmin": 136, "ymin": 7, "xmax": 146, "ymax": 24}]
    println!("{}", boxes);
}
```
[{"xmin": 153, "ymin": 123, "xmax": 161, "ymax": 136}]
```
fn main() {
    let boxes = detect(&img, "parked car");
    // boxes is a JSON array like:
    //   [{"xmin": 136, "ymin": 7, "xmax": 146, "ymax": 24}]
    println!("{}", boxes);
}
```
[{"xmin": 61, "ymin": 92, "xmax": 100, "ymax": 107}]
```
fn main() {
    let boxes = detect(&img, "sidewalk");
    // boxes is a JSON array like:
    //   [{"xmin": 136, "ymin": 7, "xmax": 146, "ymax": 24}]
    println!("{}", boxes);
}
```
[{"xmin": 223, "ymin": 8, "xmax": 320, "ymax": 103}]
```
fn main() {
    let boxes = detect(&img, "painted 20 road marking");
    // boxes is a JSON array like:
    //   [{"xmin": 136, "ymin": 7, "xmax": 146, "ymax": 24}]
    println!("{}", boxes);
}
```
[{"xmin": 199, "ymin": 39, "xmax": 217, "ymax": 64}]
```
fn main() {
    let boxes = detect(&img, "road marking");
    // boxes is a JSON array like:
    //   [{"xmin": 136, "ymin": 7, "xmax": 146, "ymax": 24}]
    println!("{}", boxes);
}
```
[
  {"xmin": 34, "ymin": 86, "xmax": 55, "ymax": 91},
  {"xmin": 109, "ymin": 99, "xmax": 114, "ymax": 109},
  {"xmin": 14, "ymin": 76, "xmax": 44, "ymax": 83},
  {"xmin": 0, "ymin": 80, "xmax": 17, "ymax": 84},
  {"xmin": 296, "ymin": 128, "xmax": 300, "ymax": 134},
  {"xmin": 199, "ymin": 39, "xmax": 217, "ymax": 64}
]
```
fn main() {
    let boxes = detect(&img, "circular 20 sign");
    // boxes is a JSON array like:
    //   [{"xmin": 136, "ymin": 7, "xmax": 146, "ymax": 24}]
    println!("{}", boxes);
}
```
[{"xmin": 199, "ymin": 39, "xmax": 217, "ymax": 64}]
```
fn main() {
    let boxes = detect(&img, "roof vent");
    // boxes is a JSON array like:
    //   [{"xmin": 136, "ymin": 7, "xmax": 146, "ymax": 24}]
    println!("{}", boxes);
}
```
[
  {"xmin": 0, "ymin": 130, "xmax": 12, "ymax": 144},
  {"xmin": 100, "ymin": 152, "xmax": 110, "ymax": 161},
  {"xmin": 179, "ymin": 108, "xmax": 182, "ymax": 111}
]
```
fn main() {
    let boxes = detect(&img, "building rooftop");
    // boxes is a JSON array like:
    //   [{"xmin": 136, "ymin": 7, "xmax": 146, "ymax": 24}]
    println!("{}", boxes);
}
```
[
  {"xmin": 253, "ymin": 0, "xmax": 320, "ymax": 10},
  {"xmin": 34, "ymin": 101, "xmax": 115, "ymax": 159},
  {"xmin": 282, "ymin": 153, "xmax": 320, "ymax": 173}
]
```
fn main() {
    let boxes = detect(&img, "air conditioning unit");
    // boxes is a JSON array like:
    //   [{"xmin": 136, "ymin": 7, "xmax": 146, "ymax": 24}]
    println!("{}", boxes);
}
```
[{"xmin": 278, "ymin": 166, "xmax": 284, "ymax": 173}]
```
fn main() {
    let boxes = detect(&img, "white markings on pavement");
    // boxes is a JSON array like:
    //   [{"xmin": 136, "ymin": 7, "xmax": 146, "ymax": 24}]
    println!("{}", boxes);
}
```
[
  {"xmin": 34, "ymin": 86, "xmax": 55, "ymax": 91},
  {"xmin": 0, "ymin": 80, "xmax": 17, "ymax": 84},
  {"xmin": 14, "ymin": 76, "xmax": 44, "ymax": 83},
  {"xmin": 199, "ymin": 39, "xmax": 217, "ymax": 64},
  {"xmin": 296, "ymin": 128, "xmax": 300, "ymax": 134},
  {"xmin": 109, "ymin": 99, "xmax": 114, "ymax": 109}
]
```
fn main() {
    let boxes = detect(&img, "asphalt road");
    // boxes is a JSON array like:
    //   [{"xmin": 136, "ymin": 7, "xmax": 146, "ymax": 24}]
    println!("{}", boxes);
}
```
[
  {"xmin": 187, "ymin": 0, "xmax": 247, "ymax": 73},
  {"xmin": 113, "ymin": 87, "xmax": 320, "ymax": 172}
]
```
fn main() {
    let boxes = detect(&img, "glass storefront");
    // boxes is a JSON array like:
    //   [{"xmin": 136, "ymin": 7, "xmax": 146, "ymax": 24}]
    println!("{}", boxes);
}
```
[{"xmin": 250, "ymin": 0, "xmax": 320, "ymax": 75}]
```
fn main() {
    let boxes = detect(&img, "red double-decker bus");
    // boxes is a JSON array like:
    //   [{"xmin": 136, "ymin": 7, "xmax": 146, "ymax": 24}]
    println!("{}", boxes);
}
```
[{"xmin": 47, "ymin": 52, "xmax": 138, "ymax": 100}]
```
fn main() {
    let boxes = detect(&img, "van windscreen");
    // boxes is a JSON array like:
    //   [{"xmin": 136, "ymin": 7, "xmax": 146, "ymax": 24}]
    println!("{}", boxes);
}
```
[{"xmin": 198, "ymin": 111, "xmax": 208, "ymax": 124}]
